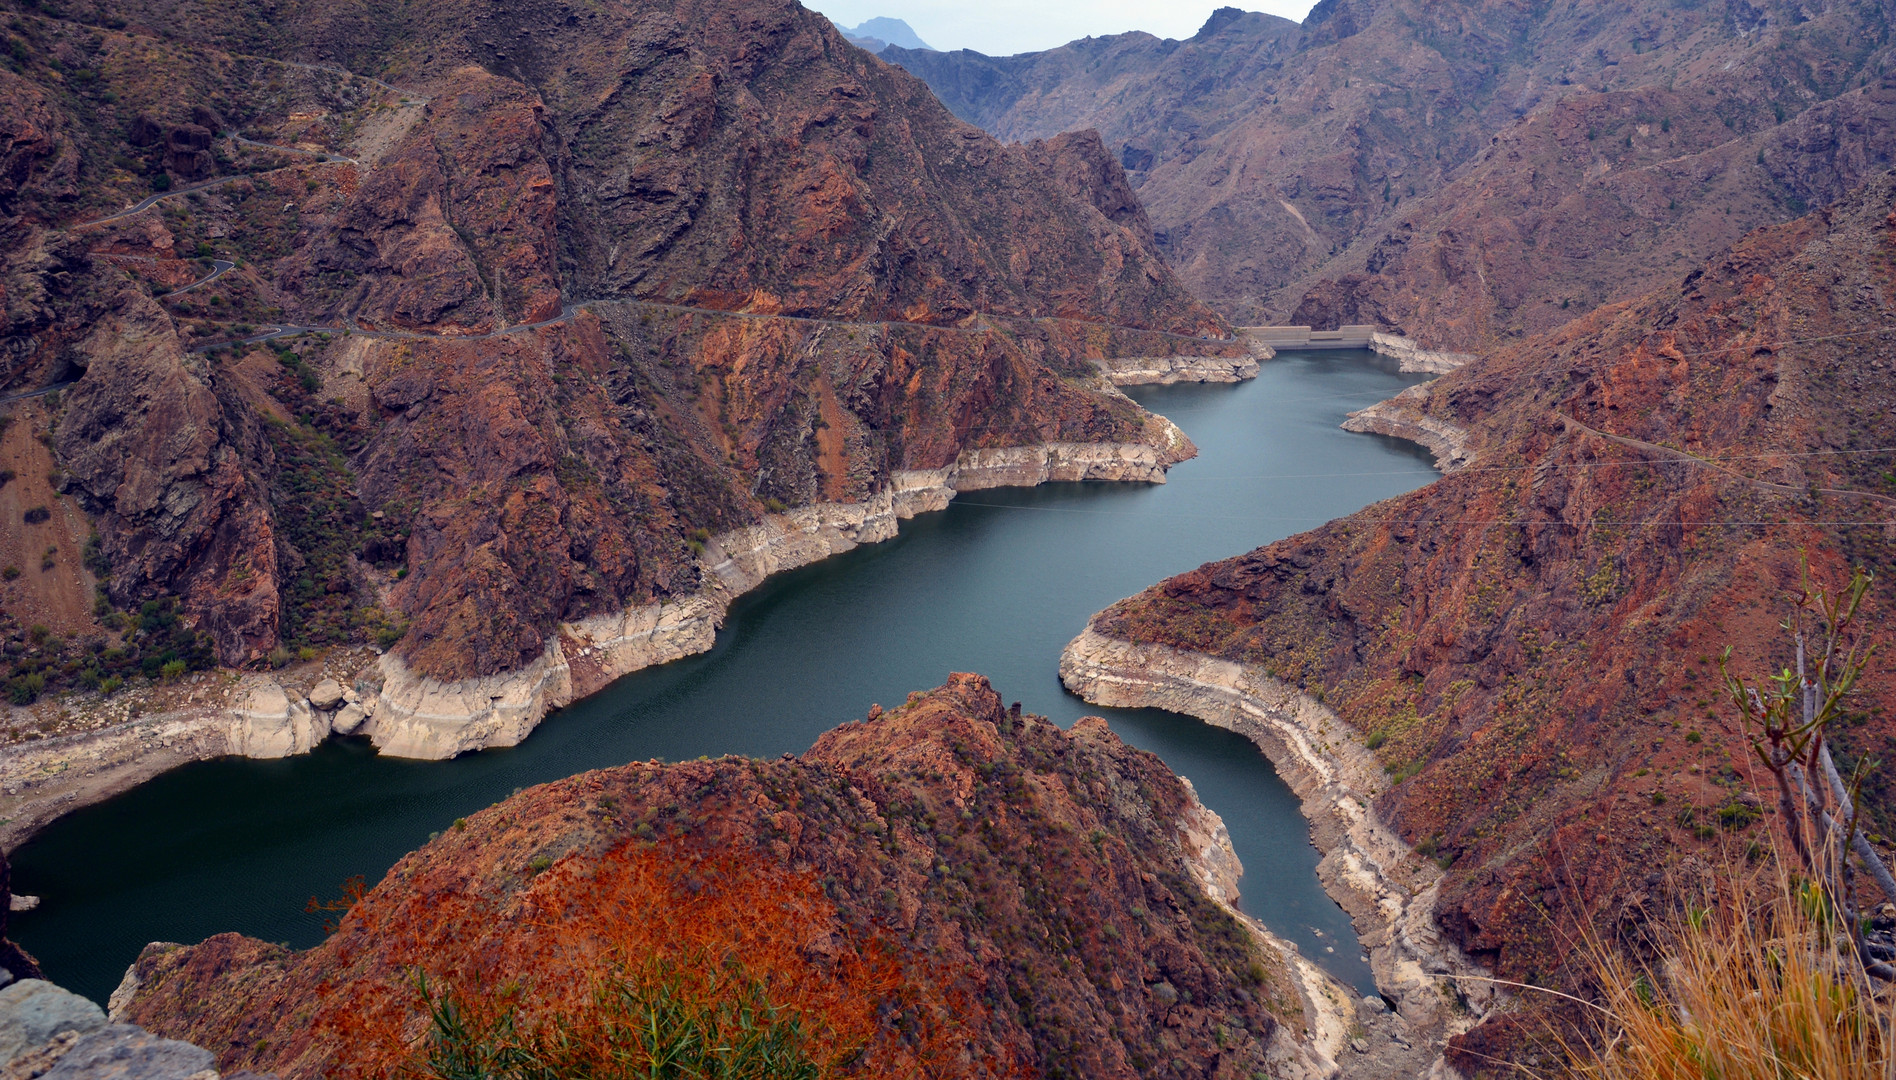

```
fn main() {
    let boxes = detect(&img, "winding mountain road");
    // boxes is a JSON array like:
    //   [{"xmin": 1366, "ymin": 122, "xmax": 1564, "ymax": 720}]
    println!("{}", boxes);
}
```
[
  {"xmin": 0, "ymin": 380, "xmax": 76, "ymax": 406},
  {"xmin": 188, "ymin": 298, "xmax": 1248, "ymax": 355},
  {"xmin": 163, "ymin": 260, "xmax": 236, "ymax": 298}
]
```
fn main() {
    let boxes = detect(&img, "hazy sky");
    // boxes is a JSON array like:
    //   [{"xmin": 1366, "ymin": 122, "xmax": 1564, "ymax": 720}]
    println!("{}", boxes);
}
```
[{"xmin": 807, "ymin": 1, "xmax": 1319, "ymax": 56}]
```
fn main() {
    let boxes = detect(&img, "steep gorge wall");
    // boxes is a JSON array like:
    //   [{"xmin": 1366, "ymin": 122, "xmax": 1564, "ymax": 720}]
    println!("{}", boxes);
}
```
[
  {"xmin": 0, "ymin": 0, "xmax": 1250, "ymax": 755},
  {"xmin": 1067, "ymin": 173, "xmax": 1896, "ymax": 1068}
]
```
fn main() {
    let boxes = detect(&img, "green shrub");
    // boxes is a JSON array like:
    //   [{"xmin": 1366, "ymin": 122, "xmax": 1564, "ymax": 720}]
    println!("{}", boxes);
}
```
[
  {"xmin": 410, "ymin": 957, "xmax": 827, "ymax": 1080},
  {"xmin": 8, "ymin": 673, "xmax": 45, "ymax": 705}
]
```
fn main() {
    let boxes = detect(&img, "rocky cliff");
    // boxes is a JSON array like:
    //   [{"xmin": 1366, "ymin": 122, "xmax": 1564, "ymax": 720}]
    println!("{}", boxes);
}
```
[
  {"xmin": 0, "ymin": 0, "xmax": 1254, "ymax": 747},
  {"xmin": 1065, "ymin": 172, "xmax": 1896, "ymax": 1070},
  {"xmin": 117, "ymin": 674, "xmax": 1317, "ymax": 1079},
  {"xmin": 889, "ymin": 0, "xmax": 1896, "ymax": 348}
]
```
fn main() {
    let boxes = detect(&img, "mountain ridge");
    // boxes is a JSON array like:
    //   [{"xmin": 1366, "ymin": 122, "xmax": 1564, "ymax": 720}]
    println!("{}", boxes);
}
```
[{"xmin": 886, "ymin": 0, "xmax": 1896, "ymax": 349}]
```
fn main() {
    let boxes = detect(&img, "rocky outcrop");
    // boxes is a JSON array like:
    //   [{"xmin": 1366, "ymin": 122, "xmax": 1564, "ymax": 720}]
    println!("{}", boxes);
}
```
[
  {"xmin": 1366, "ymin": 334, "xmax": 1472, "ymax": 376},
  {"xmin": 360, "ymin": 433, "xmax": 1195, "ymax": 759},
  {"xmin": 225, "ymin": 679, "xmax": 330, "ymax": 758},
  {"xmin": 1069, "ymin": 173, "xmax": 1896, "ymax": 1069},
  {"xmin": 1062, "ymin": 628, "xmax": 1496, "ymax": 1073},
  {"xmin": 122, "ymin": 674, "xmax": 1308, "ymax": 1080},
  {"xmin": 1095, "ymin": 353, "xmax": 1266, "ymax": 386},
  {"xmin": 1338, "ymin": 383, "xmax": 1471, "ymax": 472},
  {"xmin": 0, "ymin": 853, "xmax": 42, "ymax": 986}
]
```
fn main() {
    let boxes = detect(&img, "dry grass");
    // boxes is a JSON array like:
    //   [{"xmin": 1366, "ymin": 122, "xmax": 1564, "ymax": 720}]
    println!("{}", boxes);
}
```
[{"xmin": 1572, "ymin": 858, "xmax": 1895, "ymax": 1080}]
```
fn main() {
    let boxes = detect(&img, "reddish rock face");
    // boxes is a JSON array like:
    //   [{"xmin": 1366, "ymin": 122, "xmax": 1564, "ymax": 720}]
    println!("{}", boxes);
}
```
[
  {"xmin": 122, "ymin": 675, "xmax": 1293, "ymax": 1079},
  {"xmin": 1288, "ymin": 73, "xmax": 1896, "ymax": 350},
  {"xmin": 1088, "ymin": 174, "xmax": 1896, "ymax": 1067},
  {"xmin": 890, "ymin": 0, "xmax": 1896, "ymax": 342},
  {"xmin": 2, "ymin": 0, "xmax": 1238, "ymax": 678}
]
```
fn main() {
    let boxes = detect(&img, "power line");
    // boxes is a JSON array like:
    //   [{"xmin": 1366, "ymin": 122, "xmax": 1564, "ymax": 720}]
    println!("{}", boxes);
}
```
[
  {"xmin": 948, "ymin": 501, "xmax": 1892, "ymax": 528},
  {"xmin": 1166, "ymin": 445, "xmax": 1896, "ymax": 484}
]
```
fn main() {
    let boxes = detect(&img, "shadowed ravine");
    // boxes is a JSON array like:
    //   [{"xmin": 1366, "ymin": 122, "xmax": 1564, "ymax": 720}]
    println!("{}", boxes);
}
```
[{"xmin": 11, "ymin": 352, "xmax": 1438, "ymax": 1003}]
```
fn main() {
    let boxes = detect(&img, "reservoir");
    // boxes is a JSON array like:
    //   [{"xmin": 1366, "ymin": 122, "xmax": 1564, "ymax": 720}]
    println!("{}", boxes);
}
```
[{"xmin": 11, "ymin": 351, "xmax": 1437, "ymax": 1004}]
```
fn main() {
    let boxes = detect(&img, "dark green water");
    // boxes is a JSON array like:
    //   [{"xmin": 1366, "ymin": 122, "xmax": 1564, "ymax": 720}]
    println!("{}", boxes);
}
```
[{"xmin": 10, "ymin": 351, "xmax": 1438, "ymax": 1005}]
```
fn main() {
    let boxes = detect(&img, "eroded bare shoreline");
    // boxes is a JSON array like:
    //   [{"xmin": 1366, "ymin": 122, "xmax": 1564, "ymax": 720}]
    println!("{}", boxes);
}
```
[
  {"xmin": 1062, "ymin": 628, "xmax": 1500, "ymax": 1076},
  {"xmin": 0, "ymin": 422, "xmax": 1199, "ymax": 847}
]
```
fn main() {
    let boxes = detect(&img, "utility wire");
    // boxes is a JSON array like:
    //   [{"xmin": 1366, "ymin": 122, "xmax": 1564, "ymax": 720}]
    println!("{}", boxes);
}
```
[
  {"xmin": 948, "ymin": 500, "xmax": 1891, "ymax": 528},
  {"xmin": 1166, "ymin": 445, "xmax": 1896, "ymax": 484}
]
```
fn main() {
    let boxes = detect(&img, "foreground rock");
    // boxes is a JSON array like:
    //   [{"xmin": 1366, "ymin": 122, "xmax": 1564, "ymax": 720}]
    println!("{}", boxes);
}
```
[
  {"xmin": 0, "ymin": 977, "xmax": 249, "ymax": 1080},
  {"xmin": 122, "ymin": 674, "xmax": 1352, "ymax": 1079},
  {"xmin": 1066, "ymin": 173, "xmax": 1896, "ymax": 1069}
]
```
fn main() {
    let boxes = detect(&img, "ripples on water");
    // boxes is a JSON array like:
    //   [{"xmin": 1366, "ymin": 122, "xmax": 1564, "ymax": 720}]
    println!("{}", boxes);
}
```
[{"xmin": 12, "ymin": 351, "xmax": 1437, "ymax": 1002}]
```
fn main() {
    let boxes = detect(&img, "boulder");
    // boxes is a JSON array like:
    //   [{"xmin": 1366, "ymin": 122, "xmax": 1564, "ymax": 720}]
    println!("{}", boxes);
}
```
[
  {"xmin": 0, "ymin": 981, "xmax": 106, "ymax": 1067},
  {"xmin": 227, "ymin": 679, "xmax": 332, "ymax": 758},
  {"xmin": 331, "ymin": 702, "xmax": 367, "ymax": 735},
  {"xmin": 308, "ymin": 679, "xmax": 345, "ymax": 711},
  {"xmin": 38, "ymin": 1023, "xmax": 215, "ymax": 1079}
]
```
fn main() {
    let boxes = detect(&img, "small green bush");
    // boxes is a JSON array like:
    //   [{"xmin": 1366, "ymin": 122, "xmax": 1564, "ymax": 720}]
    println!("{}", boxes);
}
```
[
  {"xmin": 8, "ymin": 673, "xmax": 45, "ymax": 704},
  {"xmin": 409, "ymin": 956, "xmax": 829, "ymax": 1080}
]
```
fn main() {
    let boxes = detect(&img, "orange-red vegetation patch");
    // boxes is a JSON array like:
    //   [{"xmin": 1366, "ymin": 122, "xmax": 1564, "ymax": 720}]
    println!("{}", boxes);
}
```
[{"xmin": 315, "ymin": 842, "xmax": 957, "ymax": 1079}]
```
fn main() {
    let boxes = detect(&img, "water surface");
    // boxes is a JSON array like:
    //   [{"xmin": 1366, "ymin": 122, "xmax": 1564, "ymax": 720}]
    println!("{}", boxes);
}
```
[{"xmin": 12, "ymin": 351, "xmax": 1437, "ymax": 1002}]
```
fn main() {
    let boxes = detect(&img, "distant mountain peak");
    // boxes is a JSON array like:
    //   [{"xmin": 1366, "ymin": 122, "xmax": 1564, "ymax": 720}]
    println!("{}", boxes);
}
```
[
  {"xmin": 835, "ymin": 16, "xmax": 934, "ymax": 52},
  {"xmin": 1194, "ymin": 6, "xmax": 1248, "ymax": 39}
]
